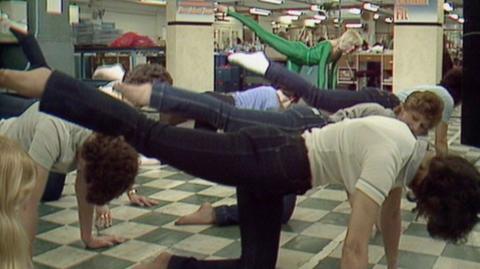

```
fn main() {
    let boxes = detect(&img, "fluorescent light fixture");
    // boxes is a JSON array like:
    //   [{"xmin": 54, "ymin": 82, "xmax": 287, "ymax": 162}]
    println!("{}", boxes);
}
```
[
  {"xmin": 458, "ymin": 17, "xmax": 465, "ymax": 24},
  {"xmin": 314, "ymin": 14, "xmax": 327, "ymax": 20},
  {"xmin": 363, "ymin": 3, "xmax": 379, "ymax": 12},
  {"xmin": 259, "ymin": 0, "xmax": 284, "ymax": 4},
  {"xmin": 333, "ymin": 18, "xmax": 339, "ymax": 23},
  {"xmin": 139, "ymin": 0, "xmax": 166, "ymax": 6},
  {"xmin": 349, "ymin": 8, "xmax": 361, "ymax": 15},
  {"xmin": 373, "ymin": 13, "xmax": 380, "ymax": 20},
  {"xmin": 443, "ymin": 3, "xmax": 453, "ymax": 12},
  {"xmin": 448, "ymin": 13, "xmax": 459, "ymax": 20},
  {"xmin": 286, "ymin": 10, "xmax": 303, "ymax": 16},
  {"xmin": 385, "ymin": 17, "xmax": 393, "ymax": 23},
  {"xmin": 284, "ymin": 15, "xmax": 299, "ymax": 21},
  {"xmin": 310, "ymin": 5, "xmax": 321, "ymax": 11},
  {"xmin": 346, "ymin": 23, "xmax": 363, "ymax": 29},
  {"xmin": 249, "ymin": 8, "xmax": 271, "ymax": 16}
]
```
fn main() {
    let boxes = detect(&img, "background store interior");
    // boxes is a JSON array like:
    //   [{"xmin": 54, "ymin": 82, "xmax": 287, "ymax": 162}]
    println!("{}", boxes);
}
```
[{"xmin": 0, "ymin": 0, "xmax": 464, "ymax": 93}]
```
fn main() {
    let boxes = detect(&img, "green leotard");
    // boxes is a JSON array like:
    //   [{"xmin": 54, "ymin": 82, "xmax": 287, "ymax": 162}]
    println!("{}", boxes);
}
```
[{"xmin": 228, "ymin": 10, "xmax": 338, "ymax": 89}]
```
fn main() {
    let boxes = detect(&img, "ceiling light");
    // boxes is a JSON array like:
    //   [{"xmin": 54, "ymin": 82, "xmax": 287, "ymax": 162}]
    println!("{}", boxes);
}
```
[
  {"xmin": 349, "ymin": 8, "xmax": 361, "ymax": 15},
  {"xmin": 346, "ymin": 23, "xmax": 363, "ymax": 29},
  {"xmin": 259, "ymin": 0, "xmax": 284, "ymax": 4},
  {"xmin": 333, "ymin": 18, "xmax": 339, "ymax": 23},
  {"xmin": 249, "ymin": 8, "xmax": 271, "ymax": 16},
  {"xmin": 363, "ymin": 3, "xmax": 379, "ymax": 12},
  {"xmin": 314, "ymin": 14, "xmax": 327, "ymax": 20},
  {"xmin": 286, "ymin": 10, "xmax": 303, "ymax": 16},
  {"xmin": 373, "ymin": 13, "xmax": 380, "ymax": 20},
  {"xmin": 139, "ymin": 0, "xmax": 166, "ymax": 6},
  {"xmin": 385, "ymin": 17, "xmax": 393, "ymax": 23},
  {"xmin": 310, "ymin": 5, "xmax": 321, "ymax": 11},
  {"xmin": 443, "ymin": 3, "xmax": 453, "ymax": 12}
]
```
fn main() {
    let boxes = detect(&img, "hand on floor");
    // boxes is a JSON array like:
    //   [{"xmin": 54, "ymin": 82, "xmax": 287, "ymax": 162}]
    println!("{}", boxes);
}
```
[{"xmin": 129, "ymin": 193, "xmax": 159, "ymax": 207}]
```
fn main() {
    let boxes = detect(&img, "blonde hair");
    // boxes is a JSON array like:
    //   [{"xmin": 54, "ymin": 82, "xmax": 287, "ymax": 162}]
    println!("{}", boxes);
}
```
[
  {"xmin": 338, "ymin": 30, "xmax": 363, "ymax": 52},
  {"xmin": 0, "ymin": 136, "xmax": 36, "ymax": 269}
]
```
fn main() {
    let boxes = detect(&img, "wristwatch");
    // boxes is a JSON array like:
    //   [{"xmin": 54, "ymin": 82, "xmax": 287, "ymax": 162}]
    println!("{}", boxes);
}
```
[{"xmin": 127, "ymin": 188, "xmax": 137, "ymax": 198}]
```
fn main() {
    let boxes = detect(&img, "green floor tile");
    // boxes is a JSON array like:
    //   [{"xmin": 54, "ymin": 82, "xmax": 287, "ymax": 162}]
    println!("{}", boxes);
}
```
[
  {"xmin": 213, "ymin": 241, "xmax": 241, "ymax": 258},
  {"xmin": 325, "ymin": 184, "xmax": 344, "ymax": 190},
  {"xmin": 442, "ymin": 243, "xmax": 480, "ymax": 263},
  {"xmin": 165, "ymin": 172, "xmax": 197, "ymax": 181},
  {"xmin": 401, "ymin": 210, "xmax": 417, "ymax": 222},
  {"xmin": 180, "ymin": 194, "xmax": 222, "ymax": 205},
  {"xmin": 403, "ymin": 223, "xmax": 430, "ymax": 238},
  {"xmin": 282, "ymin": 219, "xmax": 312, "ymax": 233},
  {"xmin": 314, "ymin": 257, "xmax": 375, "ymax": 269},
  {"xmin": 379, "ymin": 250, "xmax": 437, "ymax": 269},
  {"xmin": 137, "ymin": 227, "xmax": 193, "ymax": 246},
  {"xmin": 36, "ymin": 219, "xmax": 62, "ymax": 234},
  {"xmin": 200, "ymin": 226, "xmax": 241, "ymax": 239},
  {"xmin": 69, "ymin": 254, "xmax": 133, "ymax": 269},
  {"xmin": 135, "ymin": 175, "xmax": 156, "ymax": 184},
  {"xmin": 33, "ymin": 239, "xmax": 61, "ymax": 256},
  {"xmin": 34, "ymin": 262, "xmax": 55, "ymax": 269},
  {"xmin": 38, "ymin": 204, "xmax": 63, "ymax": 217},
  {"xmin": 282, "ymin": 235, "xmax": 330, "ymax": 254},
  {"xmin": 162, "ymin": 166, "xmax": 179, "ymax": 172},
  {"xmin": 132, "ymin": 212, "xmax": 178, "ymax": 226},
  {"xmin": 173, "ymin": 183, "xmax": 211, "ymax": 192},
  {"xmin": 313, "ymin": 257, "xmax": 340, "ymax": 269},
  {"xmin": 318, "ymin": 212, "xmax": 350, "ymax": 226},
  {"xmin": 137, "ymin": 186, "xmax": 168, "ymax": 196},
  {"xmin": 298, "ymin": 198, "xmax": 341, "ymax": 211}
]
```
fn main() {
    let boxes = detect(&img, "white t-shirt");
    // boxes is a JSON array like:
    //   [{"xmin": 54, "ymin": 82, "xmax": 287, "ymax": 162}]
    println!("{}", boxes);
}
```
[
  {"xmin": 395, "ymin": 85, "xmax": 454, "ymax": 123},
  {"xmin": 302, "ymin": 116, "xmax": 418, "ymax": 205},
  {"xmin": 0, "ymin": 102, "xmax": 92, "ymax": 173}
]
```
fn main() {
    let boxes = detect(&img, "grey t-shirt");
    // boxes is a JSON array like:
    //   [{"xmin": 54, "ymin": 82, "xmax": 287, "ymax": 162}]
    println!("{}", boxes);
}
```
[
  {"xmin": 328, "ymin": 103, "xmax": 396, "ymax": 123},
  {"xmin": 0, "ymin": 102, "xmax": 92, "ymax": 173}
]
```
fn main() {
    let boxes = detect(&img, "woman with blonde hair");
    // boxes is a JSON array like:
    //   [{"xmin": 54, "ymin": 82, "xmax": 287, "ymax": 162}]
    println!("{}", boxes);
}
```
[{"xmin": 0, "ymin": 135, "xmax": 36, "ymax": 269}]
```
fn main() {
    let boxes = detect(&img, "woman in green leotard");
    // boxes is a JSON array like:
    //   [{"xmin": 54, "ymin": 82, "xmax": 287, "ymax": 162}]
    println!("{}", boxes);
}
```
[{"xmin": 219, "ymin": 5, "xmax": 363, "ymax": 89}]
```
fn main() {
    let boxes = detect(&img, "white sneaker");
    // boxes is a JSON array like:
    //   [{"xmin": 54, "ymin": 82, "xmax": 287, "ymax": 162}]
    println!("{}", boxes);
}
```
[
  {"xmin": 0, "ymin": 13, "xmax": 27, "ymax": 44},
  {"xmin": 227, "ymin": 51, "xmax": 270, "ymax": 75}
]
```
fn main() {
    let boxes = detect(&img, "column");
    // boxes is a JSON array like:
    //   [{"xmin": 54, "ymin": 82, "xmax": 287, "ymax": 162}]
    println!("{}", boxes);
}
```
[
  {"xmin": 461, "ymin": 0, "xmax": 480, "ymax": 146},
  {"xmin": 166, "ymin": 0, "xmax": 214, "ymax": 92},
  {"xmin": 393, "ymin": 0, "xmax": 443, "ymax": 92}
]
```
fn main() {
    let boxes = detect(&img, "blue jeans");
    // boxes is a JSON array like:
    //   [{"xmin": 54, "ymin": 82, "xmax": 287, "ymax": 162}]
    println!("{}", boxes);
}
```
[
  {"xmin": 150, "ymin": 83, "xmax": 328, "ymax": 134},
  {"xmin": 41, "ymin": 71, "xmax": 313, "ymax": 269},
  {"xmin": 266, "ymin": 61, "xmax": 401, "ymax": 112}
]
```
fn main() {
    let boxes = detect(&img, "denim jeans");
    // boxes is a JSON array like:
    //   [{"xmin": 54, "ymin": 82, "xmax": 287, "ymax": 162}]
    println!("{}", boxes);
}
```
[
  {"xmin": 41, "ymin": 71, "xmax": 313, "ymax": 269},
  {"xmin": 193, "ymin": 92, "xmax": 235, "ymax": 131},
  {"xmin": 266, "ymin": 62, "xmax": 401, "ymax": 112},
  {"xmin": 150, "ymin": 83, "xmax": 328, "ymax": 134},
  {"xmin": 215, "ymin": 193, "xmax": 296, "ymax": 226}
]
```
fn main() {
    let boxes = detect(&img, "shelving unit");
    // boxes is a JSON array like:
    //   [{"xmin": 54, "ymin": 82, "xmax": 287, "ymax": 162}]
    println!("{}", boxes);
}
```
[
  {"xmin": 337, "ymin": 51, "xmax": 393, "ymax": 91},
  {"xmin": 74, "ymin": 45, "xmax": 165, "ymax": 79}
]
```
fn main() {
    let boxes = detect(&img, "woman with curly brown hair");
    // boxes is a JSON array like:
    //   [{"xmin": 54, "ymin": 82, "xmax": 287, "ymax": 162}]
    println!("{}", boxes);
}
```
[{"xmin": 2, "ymin": 66, "xmax": 480, "ymax": 269}]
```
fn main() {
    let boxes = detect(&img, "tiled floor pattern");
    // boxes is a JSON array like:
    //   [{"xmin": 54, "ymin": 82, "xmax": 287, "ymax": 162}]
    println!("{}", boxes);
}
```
[{"xmin": 34, "ymin": 109, "xmax": 480, "ymax": 269}]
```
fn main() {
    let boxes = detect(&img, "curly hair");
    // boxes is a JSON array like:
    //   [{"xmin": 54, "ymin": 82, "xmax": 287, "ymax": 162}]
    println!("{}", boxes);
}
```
[
  {"xmin": 440, "ymin": 66, "xmax": 462, "ymax": 106},
  {"xmin": 80, "ymin": 134, "xmax": 139, "ymax": 205},
  {"xmin": 123, "ymin": 63, "xmax": 173, "ymax": 85},
  {"xmin": 403, "ymin": 91, "xmax": 444, "ymax": 129},
  {"xmin": 411, "ymin": 156, "xmax": 480, "ymax": 243}
]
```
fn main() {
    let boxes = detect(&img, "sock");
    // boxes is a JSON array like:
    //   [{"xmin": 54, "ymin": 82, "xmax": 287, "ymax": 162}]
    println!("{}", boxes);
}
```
[{"xmin": 228, "ymin": 51, "xmax": 269, "ymax": 75}]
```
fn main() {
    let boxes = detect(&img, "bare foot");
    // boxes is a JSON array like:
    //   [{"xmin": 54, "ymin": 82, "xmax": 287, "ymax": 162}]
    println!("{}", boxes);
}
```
[
  {"xmin": 114, "ymin": 82, "xmax": 152, "ymax": 107},
  {"xmin": 175, "ymin": 202, "xmax": 216, "ymax": 225},
  {"xmin": 134, "ymin": 252, "xmax": 172, "ymax": 269}
]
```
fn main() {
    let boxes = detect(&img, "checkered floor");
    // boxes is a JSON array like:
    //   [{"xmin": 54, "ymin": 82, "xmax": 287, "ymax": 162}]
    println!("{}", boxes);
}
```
[{"xmin": 34, "ymin": 109, "xmax": 480, "ymax": 269}]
